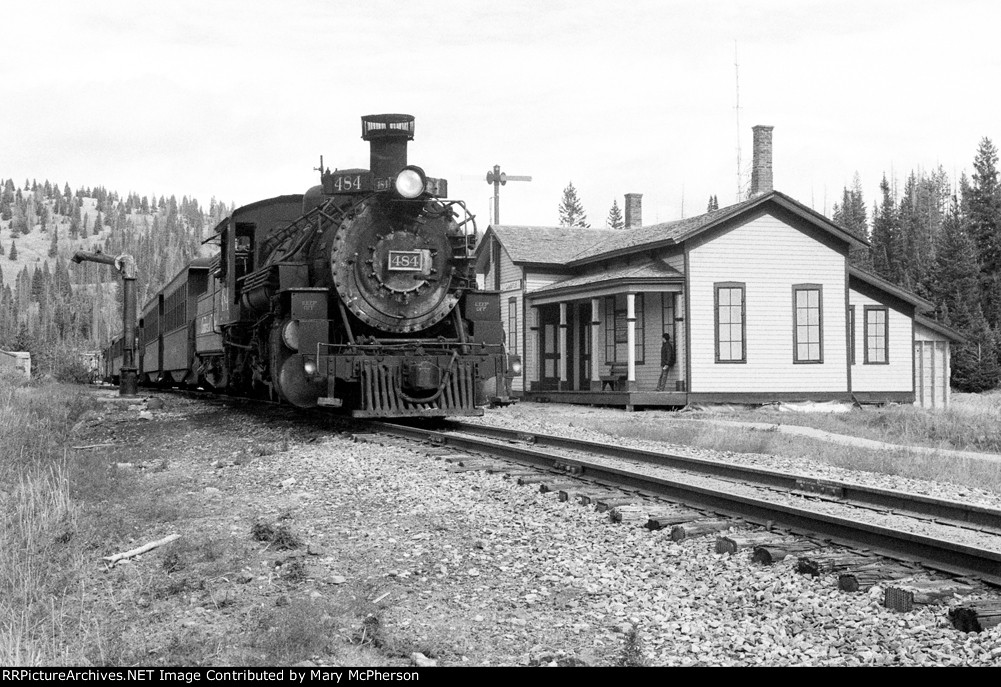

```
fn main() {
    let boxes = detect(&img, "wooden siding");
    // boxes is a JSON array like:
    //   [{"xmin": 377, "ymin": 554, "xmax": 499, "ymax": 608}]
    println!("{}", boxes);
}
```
[
  {"xmin": 849, "ymin": 288, "xmax": 913, "ymax": 392},
  {"xmin": 687, "ymin": 213, "xmax": 848, "ymax": 393}
]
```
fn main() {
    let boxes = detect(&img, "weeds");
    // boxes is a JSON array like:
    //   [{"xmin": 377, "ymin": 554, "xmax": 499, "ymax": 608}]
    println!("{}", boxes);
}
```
[
  {"xmin": 252, "ymin": 521, "xmax": 302, "ymax": 550},
  {"xmin": 279, "ymin": 558, "xmax": 308, "ymax": 583},
  {"xmin": 617, "ymin": 626, "xmax": 647, "ymax": 667}
]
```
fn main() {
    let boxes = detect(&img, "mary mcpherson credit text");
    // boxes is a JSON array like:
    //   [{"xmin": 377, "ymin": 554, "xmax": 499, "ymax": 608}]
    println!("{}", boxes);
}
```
[{"xmin": 2, "ymin": 670, "xmax": 420, "ymax": 683}]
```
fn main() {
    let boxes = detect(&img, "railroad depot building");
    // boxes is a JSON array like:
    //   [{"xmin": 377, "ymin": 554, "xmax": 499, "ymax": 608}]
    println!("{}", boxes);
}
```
[{"xmin": 474, "ymin": 126, "xmax": 962, "ymax": 410}]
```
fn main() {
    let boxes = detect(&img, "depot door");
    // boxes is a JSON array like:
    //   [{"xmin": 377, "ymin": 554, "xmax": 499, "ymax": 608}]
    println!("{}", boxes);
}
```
[{"xmin": 537, "ymin": 305, "xmax": 561, "ymax": 390}]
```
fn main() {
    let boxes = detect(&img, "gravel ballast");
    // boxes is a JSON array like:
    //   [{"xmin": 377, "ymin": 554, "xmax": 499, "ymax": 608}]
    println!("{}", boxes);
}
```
[{"xmin": 76, "ymin": 394, "xmax": 1001, "ymax": 667}]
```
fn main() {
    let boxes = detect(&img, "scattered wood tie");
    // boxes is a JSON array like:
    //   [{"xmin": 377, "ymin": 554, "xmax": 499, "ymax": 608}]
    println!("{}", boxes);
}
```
[
  {"xmin": 715, "ymin": 531, "xmax": 789, "ymax": 555},
  {"xmin": 837, "ymin": 562, "xmax": 918, "ymax": 592},
  {"xmin": 883, "ymin": 578, "xmax": 978, "ymax": 613},
  {"xmin": 559, "ymin": 487, "xmax": 616, "ymax": 504},
  {"xmin": 670, "ymin": 519, "xmax": 732, "ymax": 542},
  {"xmin": 103, "ymin": 534, "xmax": 180, "ymax": 568},
  {"xmin": 796, "ymin": 551, "xmax": 875, "ymax": 577},
  {"xmin": 948, "ymin": 599, "xmax": 1001, "ymax": 632},
  {"xmin": 517, "ymin": 474, "xmax": 562, "ymax": 485},
  {"xmin": 594, "ymin": 495, "xmax": 646, "ymax": 513},
  {"xmin": 538, "ymin": 480, "xmax": 581, "ymax": 495},
  {"xmin": 644, "ymin": 509, "xmax": 705, "ymax": 531},
  {"xmin": 751, "ymin": 541, "xmax": 823, "ymax": 566},
  {"xmin": 610, "ymin": 504, "xmax": 654, "ymax": 525}
]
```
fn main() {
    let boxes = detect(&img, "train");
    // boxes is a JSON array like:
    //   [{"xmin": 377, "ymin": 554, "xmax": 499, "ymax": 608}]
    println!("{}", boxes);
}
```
[{"xmin": 102, "ymin": 114, "xmax": 520, "ymax": 417}]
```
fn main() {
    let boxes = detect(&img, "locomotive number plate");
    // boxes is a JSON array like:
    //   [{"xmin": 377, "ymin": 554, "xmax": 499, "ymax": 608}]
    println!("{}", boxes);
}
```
[{"xmin": 388, "ymin": 250, "xmax": 424, "ymax": 271}]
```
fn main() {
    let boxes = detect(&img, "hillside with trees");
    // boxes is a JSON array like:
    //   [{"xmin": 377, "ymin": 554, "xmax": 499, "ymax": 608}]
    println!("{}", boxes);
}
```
[{"xmin": 0, "ymin": 177, "xmax": 227, "ymax": 378}]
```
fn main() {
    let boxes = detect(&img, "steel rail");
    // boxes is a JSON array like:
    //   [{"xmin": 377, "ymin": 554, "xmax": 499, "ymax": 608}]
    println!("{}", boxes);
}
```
[
  {"xmin": 372, "ymin": 421, "xmax": 1001, "ymax": 586},
  {"xmin": 437, "ymin": 421, "xmax": 1001, "ymax": 532}
]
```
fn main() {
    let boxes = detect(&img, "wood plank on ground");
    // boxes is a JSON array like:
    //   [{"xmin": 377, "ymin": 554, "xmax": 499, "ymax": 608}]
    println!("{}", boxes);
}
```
[
  {"xmin": 594, "ymin": 496, "xmax": 646, "ymax": 513},
  {"xmin": 837, "ymin": 562, "xmax": 918, "ymax": 592},
  {"xmin": 670, "ymin": 519, "xmax": 732, "ymax": 542},
  {"xmin": 715, "ymin": 531, "xmax": 789, "ymax": 555},
  {"xmin": 796, "ymin": 552, "xmax": 875, "ymax": 577},
  {"xmin": 644, "ymin": 509, "xmax": 705, "ymax": 531},
  {"xmin": 883, "ymin": 578, "xmax": 978, "ymax": 612},
  {"xmin": 948, "ymin": 600, "xmax": 1001, "ymax": 632},
  {"xmin": 751, "ymin": 541, "xmax": 823, "ymax": 566},
  {"xmin": 538, "ymin": 480, "xmax": 582, "ymax": 494}
]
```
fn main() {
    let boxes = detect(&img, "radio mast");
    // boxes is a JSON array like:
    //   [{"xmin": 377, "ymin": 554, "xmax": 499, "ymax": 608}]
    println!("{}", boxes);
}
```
[{"xmin": 734, "ymin": 40, "xmax": 742, "ymax": 202}]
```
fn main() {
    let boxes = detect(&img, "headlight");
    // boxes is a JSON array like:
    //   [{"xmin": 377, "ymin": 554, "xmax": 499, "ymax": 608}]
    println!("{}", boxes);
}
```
[
  {"xmin": 282, "ymin": 321, "xmax": 299, "ymax": 351},
  {"xmin": 395, "ymin": 166, "xmax": 426, "ymax": 199},
  {"xmin": 510, "ymin": 358, "xmax": 522, "ymax": 375},
  {"xmin": 303, "ymin": 359, "xmax": 317, "ymax": 375}
]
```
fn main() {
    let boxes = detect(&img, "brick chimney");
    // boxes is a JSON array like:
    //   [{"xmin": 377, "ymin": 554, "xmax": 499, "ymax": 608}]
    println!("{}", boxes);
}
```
[
  {"xmin": 749, "ymin": 125, "xmax": 774, "ymax": 196},
  {"xmin": 624, "ymin": 193, "xmax": 642, "ymax": 229}
]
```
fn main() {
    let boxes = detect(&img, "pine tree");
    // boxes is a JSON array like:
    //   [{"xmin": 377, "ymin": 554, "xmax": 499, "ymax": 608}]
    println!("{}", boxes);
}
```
[
  {"xmin": 929, "ymin": 195, "xmax": 1000, "ymax": 391},
  {"xmin": 968, "ymin": 138, "xmax": 1001, "ymax": 328},
  {"xmin": 49, "ymin": 227, "xmax": 59, "ymax": 258},
  {"xmin": 606, "ymin": 199, "xmax": 624, "ymax": 229},
  {"xmin": 833, "ymin": 173, "xmax": 871, "ymax": 269},
  {"xmin": 870, "ymin": 175, "xmax": 902, "ymax": 281},
  {"xmin": 558, "ymin": 182, "xmax": 589, "ymax": 228},
  {"xmin": 706, "ymin": 195, "xmax": 719, "ymax": 212},
  {"xmin": 9, "ymin": 241, "xmax": 17, "ymax": 261}
]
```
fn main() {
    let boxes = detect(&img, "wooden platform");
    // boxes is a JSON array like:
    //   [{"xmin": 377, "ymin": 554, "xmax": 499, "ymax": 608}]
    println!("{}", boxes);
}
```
[{"xmin": 523, "ymin": 390, "xmax": 689, "ymax": 410}]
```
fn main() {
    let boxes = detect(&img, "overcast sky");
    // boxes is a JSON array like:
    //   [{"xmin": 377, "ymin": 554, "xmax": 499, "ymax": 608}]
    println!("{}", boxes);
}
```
[{"xmin": 3, "ymin": 0, "xmax": 999, "ymax": 230}]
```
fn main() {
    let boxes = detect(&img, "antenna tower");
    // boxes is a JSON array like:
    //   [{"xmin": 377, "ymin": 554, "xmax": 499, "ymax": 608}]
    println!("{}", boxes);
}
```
[{"xmin": 734, "ymin": 41, "xmax": 742, "ymax": 202}]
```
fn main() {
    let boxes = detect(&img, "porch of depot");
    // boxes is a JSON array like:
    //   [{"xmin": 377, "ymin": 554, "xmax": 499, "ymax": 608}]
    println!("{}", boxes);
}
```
[{"xmin": 522, "ymin": 389, "xmax": 689, "ymax": 411}]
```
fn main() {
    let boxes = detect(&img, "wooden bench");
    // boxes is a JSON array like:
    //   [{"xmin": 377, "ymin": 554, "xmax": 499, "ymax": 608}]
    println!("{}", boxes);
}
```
[{"xmin": 599, "ymin": 362, "xmax": 628, "ymax": 391}]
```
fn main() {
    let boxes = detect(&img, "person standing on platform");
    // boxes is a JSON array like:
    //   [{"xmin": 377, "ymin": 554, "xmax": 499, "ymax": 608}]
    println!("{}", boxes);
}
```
[{"xmin": 656, "ymin": 332, "xmax": 676, "ymax": 391}]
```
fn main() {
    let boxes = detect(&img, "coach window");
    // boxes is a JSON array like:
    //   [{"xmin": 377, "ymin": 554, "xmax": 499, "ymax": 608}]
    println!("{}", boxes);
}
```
[
  {"xmin": 792, "ymin": 284, "xmax": 823, "ymax": 363},
  {"xmin": 715, "ymin": 282, "xmax": 745, "ymax": 363},
  {"xmin": 864, "ymin": 306, "xmax": 888, "ymax": 364}
]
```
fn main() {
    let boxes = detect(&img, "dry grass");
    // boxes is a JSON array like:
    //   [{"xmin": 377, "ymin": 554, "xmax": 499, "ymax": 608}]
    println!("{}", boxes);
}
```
[
  {"xmin": 591, "ymin": 400, "xmax": 1001, "ymax": 494},
  {"xmin": 682, "ymin": 391, "xmax": 1001, "ymax": 454}
]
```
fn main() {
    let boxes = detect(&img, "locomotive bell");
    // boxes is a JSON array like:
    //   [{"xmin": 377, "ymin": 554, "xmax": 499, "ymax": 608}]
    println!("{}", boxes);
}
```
[{"xmin": 361, "ymin": 114, "xmax": 415, "ymax": 178}]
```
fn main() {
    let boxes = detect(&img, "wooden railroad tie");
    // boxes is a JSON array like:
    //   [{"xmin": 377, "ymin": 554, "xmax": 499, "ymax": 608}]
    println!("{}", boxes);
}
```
[
  {"xmin": 837, "ymin": 562, "xmax": 919, "ymax": 593},
  {"xmin": 796, "ymin": 551, "xmax": 875, "ymax": 577},
  {"xmin": 883, "ymin": 578, "xmax": 978, "ymax": 613},
  {"xmin": 715, "ymin": 531, "xmax": 789, "ymax": 555},
  {"xmin": 644, "ymin": 509, "xmax": 705, "ymax": 531},
  {"xmin": 948, "ymin": 599, "xmax": 1001, "ymax": 633},
  {"xmin": 558, "ymin": 487, "xmax": 617, "ymax": 504},
  {"xmin": 751, "ymin": 541, "xmax": 823, "ymax": 566},
  {"xmin": 538, "ymin": 480, "xmax": 583, "ymax": 494},
  {"xmin": 594, "ymin": 495, "xmax": 646, "ymax": 513},
  {"xmin": 670, "ymin": 519, "xmax": 732, "ymax": 542},
  {"xmin": 604, "ymin": 506, "xmax": 684, "ymax": 528},
  {"xmin": 517, "ymin": 474, "xmax": 563, "ymax": 485}
]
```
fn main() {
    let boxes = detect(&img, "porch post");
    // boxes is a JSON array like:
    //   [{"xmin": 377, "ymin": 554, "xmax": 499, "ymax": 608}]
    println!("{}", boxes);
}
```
[
  {"xmin": 626, "ymin": 293, "xmax": 636, "ymax": 391},
  {"xmin": 558, "ymin": 302, "xmax": 568, "ymax": 391},
  {"xmin": 590, "ymin": 297, "xmax": 601, "ymax": 391}
]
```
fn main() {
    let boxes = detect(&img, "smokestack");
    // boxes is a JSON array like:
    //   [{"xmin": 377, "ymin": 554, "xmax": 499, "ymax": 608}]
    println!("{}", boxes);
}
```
[
  {"xmin": 750, "ymin": 125, "xmax": 774, "ymax": 196},
  {"xmin": 361, "ymin": 114, "xmax": 415, "ymax": 178},
  {"xmin": 624, "ymin": 193, "xmax": 642, "ymax": 229}
]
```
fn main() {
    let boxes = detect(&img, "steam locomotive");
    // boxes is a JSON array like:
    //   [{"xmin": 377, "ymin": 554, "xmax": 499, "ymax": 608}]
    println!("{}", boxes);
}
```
[{"xmin": 107, "ymin": 114, "xmax": 519, "ymax": 417}]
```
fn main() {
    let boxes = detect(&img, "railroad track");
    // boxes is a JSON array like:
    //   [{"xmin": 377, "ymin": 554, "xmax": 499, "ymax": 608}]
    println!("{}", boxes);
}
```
[
  {"xmin": 356, "ymin": 418, "xmax": 1001, "ymax": 632},
  {"xmin": 107, "ymin": 388, "xmax": 1001, "ymax": 632}
]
